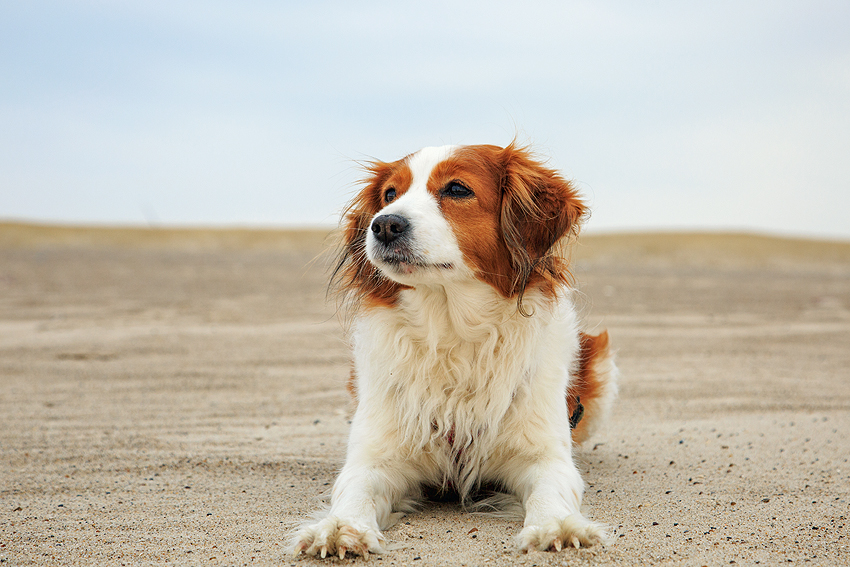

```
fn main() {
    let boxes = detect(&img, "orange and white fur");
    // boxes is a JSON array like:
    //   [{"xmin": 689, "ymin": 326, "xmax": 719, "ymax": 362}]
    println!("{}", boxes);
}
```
[{"xmin": 293, "ymin": 143, "xmax": 618, "ymax": 559}]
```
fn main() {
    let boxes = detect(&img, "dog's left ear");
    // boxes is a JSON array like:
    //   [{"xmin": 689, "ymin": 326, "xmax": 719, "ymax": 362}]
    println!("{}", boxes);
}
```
[{"xmin": 499, "ymin": 144, "xmax": 586, "ymax": 305}]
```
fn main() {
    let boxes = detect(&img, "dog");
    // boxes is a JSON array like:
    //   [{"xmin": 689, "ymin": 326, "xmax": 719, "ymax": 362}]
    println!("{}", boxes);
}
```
[{"xmin": 293, "ymin": 143, "xmax": 618, "ymax": 559}]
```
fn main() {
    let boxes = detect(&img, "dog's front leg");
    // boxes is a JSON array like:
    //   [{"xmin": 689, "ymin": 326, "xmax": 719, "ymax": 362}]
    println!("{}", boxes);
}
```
[
  {"xmin": 292, "ymin": 432, "xmax": 416, "ymax": 559},
  {"xmin": 511, "ymin": 452, "xmax": 608, "ymax": 552},
  {"xmin": 292, "ymin": 465, "xmax": 387, "ymax": 558}
]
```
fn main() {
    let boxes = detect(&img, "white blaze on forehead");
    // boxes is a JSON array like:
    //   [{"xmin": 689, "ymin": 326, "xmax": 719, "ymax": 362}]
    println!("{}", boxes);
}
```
[
  {"xmin": 406, "ymin": 145, "xmax": 458, "ymax": 190},
  {"xmin": 378, "ymin": 145, "xmax": 458, "ymax": 215}
]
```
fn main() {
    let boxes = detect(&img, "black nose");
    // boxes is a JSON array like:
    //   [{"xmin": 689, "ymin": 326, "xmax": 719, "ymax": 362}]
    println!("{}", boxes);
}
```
[{"xmin": 371, "ymin": 214, "xmax": 409, "ymax": 245}]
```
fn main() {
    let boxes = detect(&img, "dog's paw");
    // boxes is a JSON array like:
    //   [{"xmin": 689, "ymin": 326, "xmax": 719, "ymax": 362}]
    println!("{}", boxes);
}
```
[
  {"xmin": 517, "ymin": 515, "xmax": 607, "ymax": 552},
  {"xmin": 292, "ymin": 516, "xmax": 385, "ymax": 559}
]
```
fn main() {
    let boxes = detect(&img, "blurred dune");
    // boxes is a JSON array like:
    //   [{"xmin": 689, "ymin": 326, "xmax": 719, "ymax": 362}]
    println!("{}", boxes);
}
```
[
  {"xmin": 0, "ymin": 222, "xmax": 334, "ymax": 252},
  {"xmin": 3, "ymin": 221, "xmax": 849, "ymax": 263}
]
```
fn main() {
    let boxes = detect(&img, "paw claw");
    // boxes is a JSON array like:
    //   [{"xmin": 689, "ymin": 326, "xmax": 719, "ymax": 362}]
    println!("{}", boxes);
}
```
[
  {"xmin": 517, "ymin": 514, "xmax": 607, "ymax": 553},
  {"xmin": 292, "ymin": 516, "xmax": 384, "ymax": 559}
]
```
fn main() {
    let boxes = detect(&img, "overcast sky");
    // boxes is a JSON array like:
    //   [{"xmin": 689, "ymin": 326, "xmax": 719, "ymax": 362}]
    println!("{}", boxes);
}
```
[{"xmin": 2, "ymin": 1, "xmax": 849, "ymax": 238}]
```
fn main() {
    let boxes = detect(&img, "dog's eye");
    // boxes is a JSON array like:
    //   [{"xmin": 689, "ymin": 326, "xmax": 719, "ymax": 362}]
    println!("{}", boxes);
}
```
[
  {"xmin": 442, "ymin": 182, "xmax": 473, "ymax": 199},
  {"xmin": 384, "ymin": 188, "xmax": 397, "ymax": 203}
]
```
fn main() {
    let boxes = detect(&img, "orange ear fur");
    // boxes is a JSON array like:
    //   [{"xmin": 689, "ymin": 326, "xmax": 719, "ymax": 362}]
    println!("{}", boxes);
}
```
[
  {"xmin": 499, "ymin": 143, "xmax": 586, "ymax": 313},
  {"xmin": 330, "ymin": 161, "xmax": 404, "ymax": 311}
]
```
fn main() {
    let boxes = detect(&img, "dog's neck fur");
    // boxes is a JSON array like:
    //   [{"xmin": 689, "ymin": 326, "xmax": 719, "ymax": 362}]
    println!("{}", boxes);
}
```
[{"xmin": 352, "ymin": 281, "xmax": 576, "ymax": 497}]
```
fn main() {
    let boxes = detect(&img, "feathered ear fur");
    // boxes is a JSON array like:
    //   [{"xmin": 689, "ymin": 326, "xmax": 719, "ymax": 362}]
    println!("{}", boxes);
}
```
[
  {"xmin": 499, "ymin": 143, "xmax": 587, "ymax": 313},
  {"xmin": 331, "ymin": 161, "xmax": 404, "ymax": 310}
]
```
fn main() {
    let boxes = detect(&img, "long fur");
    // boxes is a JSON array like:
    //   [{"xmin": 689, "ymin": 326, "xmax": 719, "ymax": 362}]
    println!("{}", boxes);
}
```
[{"xmin": 293, "ymin": 143, "xmax": 619, "ymax": 559}]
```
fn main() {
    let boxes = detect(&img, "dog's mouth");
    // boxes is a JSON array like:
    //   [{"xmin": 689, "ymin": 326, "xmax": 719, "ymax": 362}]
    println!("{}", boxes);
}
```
[{"xmin": 374, "ymin": 251, "xmax": 453, "ymax": 274}]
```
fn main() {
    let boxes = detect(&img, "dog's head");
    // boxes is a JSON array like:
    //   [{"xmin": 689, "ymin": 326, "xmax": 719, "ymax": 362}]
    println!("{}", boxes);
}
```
[{"xmin": 334, "ymin": 143, "xmax": 586, "ymax": 311}]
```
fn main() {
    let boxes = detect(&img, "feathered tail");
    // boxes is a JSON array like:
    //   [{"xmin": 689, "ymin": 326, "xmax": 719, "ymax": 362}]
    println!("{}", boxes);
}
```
[{"xmin": 568, "ymin": 330, "xmax": 619, "ymax": 445}]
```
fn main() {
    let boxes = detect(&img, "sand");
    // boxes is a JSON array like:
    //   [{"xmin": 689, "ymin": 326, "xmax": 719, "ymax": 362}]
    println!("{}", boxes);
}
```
[{"xmin": 1, "ymin": 222, "xmax": 848, "ymax": 566}]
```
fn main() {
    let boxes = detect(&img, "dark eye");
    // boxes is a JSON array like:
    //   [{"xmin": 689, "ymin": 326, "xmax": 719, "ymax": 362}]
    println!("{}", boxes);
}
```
[
  {"xmin": 442, "ymin": 181, "xmax": 474, "ymax": 199},
  {"xmin": 384, "ymin": 188, "xmax": 397, "ymax": 203}
]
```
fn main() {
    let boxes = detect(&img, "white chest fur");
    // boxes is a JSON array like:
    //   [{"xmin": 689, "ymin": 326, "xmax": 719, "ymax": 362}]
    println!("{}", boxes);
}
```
[{"xmin": 349, "ymin": 283, "xmax": 580, "ymax": 493}]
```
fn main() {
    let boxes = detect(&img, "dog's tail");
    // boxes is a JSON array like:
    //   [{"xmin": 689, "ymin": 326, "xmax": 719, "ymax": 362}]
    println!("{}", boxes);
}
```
[{"xmin": 568, "ymin": 330, "xmax": 619, "ymax": 445}]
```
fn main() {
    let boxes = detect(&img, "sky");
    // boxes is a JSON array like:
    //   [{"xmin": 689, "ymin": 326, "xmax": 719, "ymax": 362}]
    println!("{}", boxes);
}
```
[{"xmin": 1, "ymin": 0, "xmax": 849, "ymax": 239}]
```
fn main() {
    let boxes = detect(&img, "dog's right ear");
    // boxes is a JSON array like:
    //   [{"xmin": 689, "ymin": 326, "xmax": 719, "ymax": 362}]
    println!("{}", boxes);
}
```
[
  {"xmin": 331, "ymin": 161, "xmax": 403, "ymax": 309},
  {"xmin": 343, "ymin": 161, "xmax": 393, "ymax": 250}
]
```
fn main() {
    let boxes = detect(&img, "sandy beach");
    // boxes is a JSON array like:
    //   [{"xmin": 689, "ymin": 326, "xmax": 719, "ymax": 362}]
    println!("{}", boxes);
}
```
[{"xmin": 1, "ymin": 223, "xmax": 848, "ymax": 566}]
